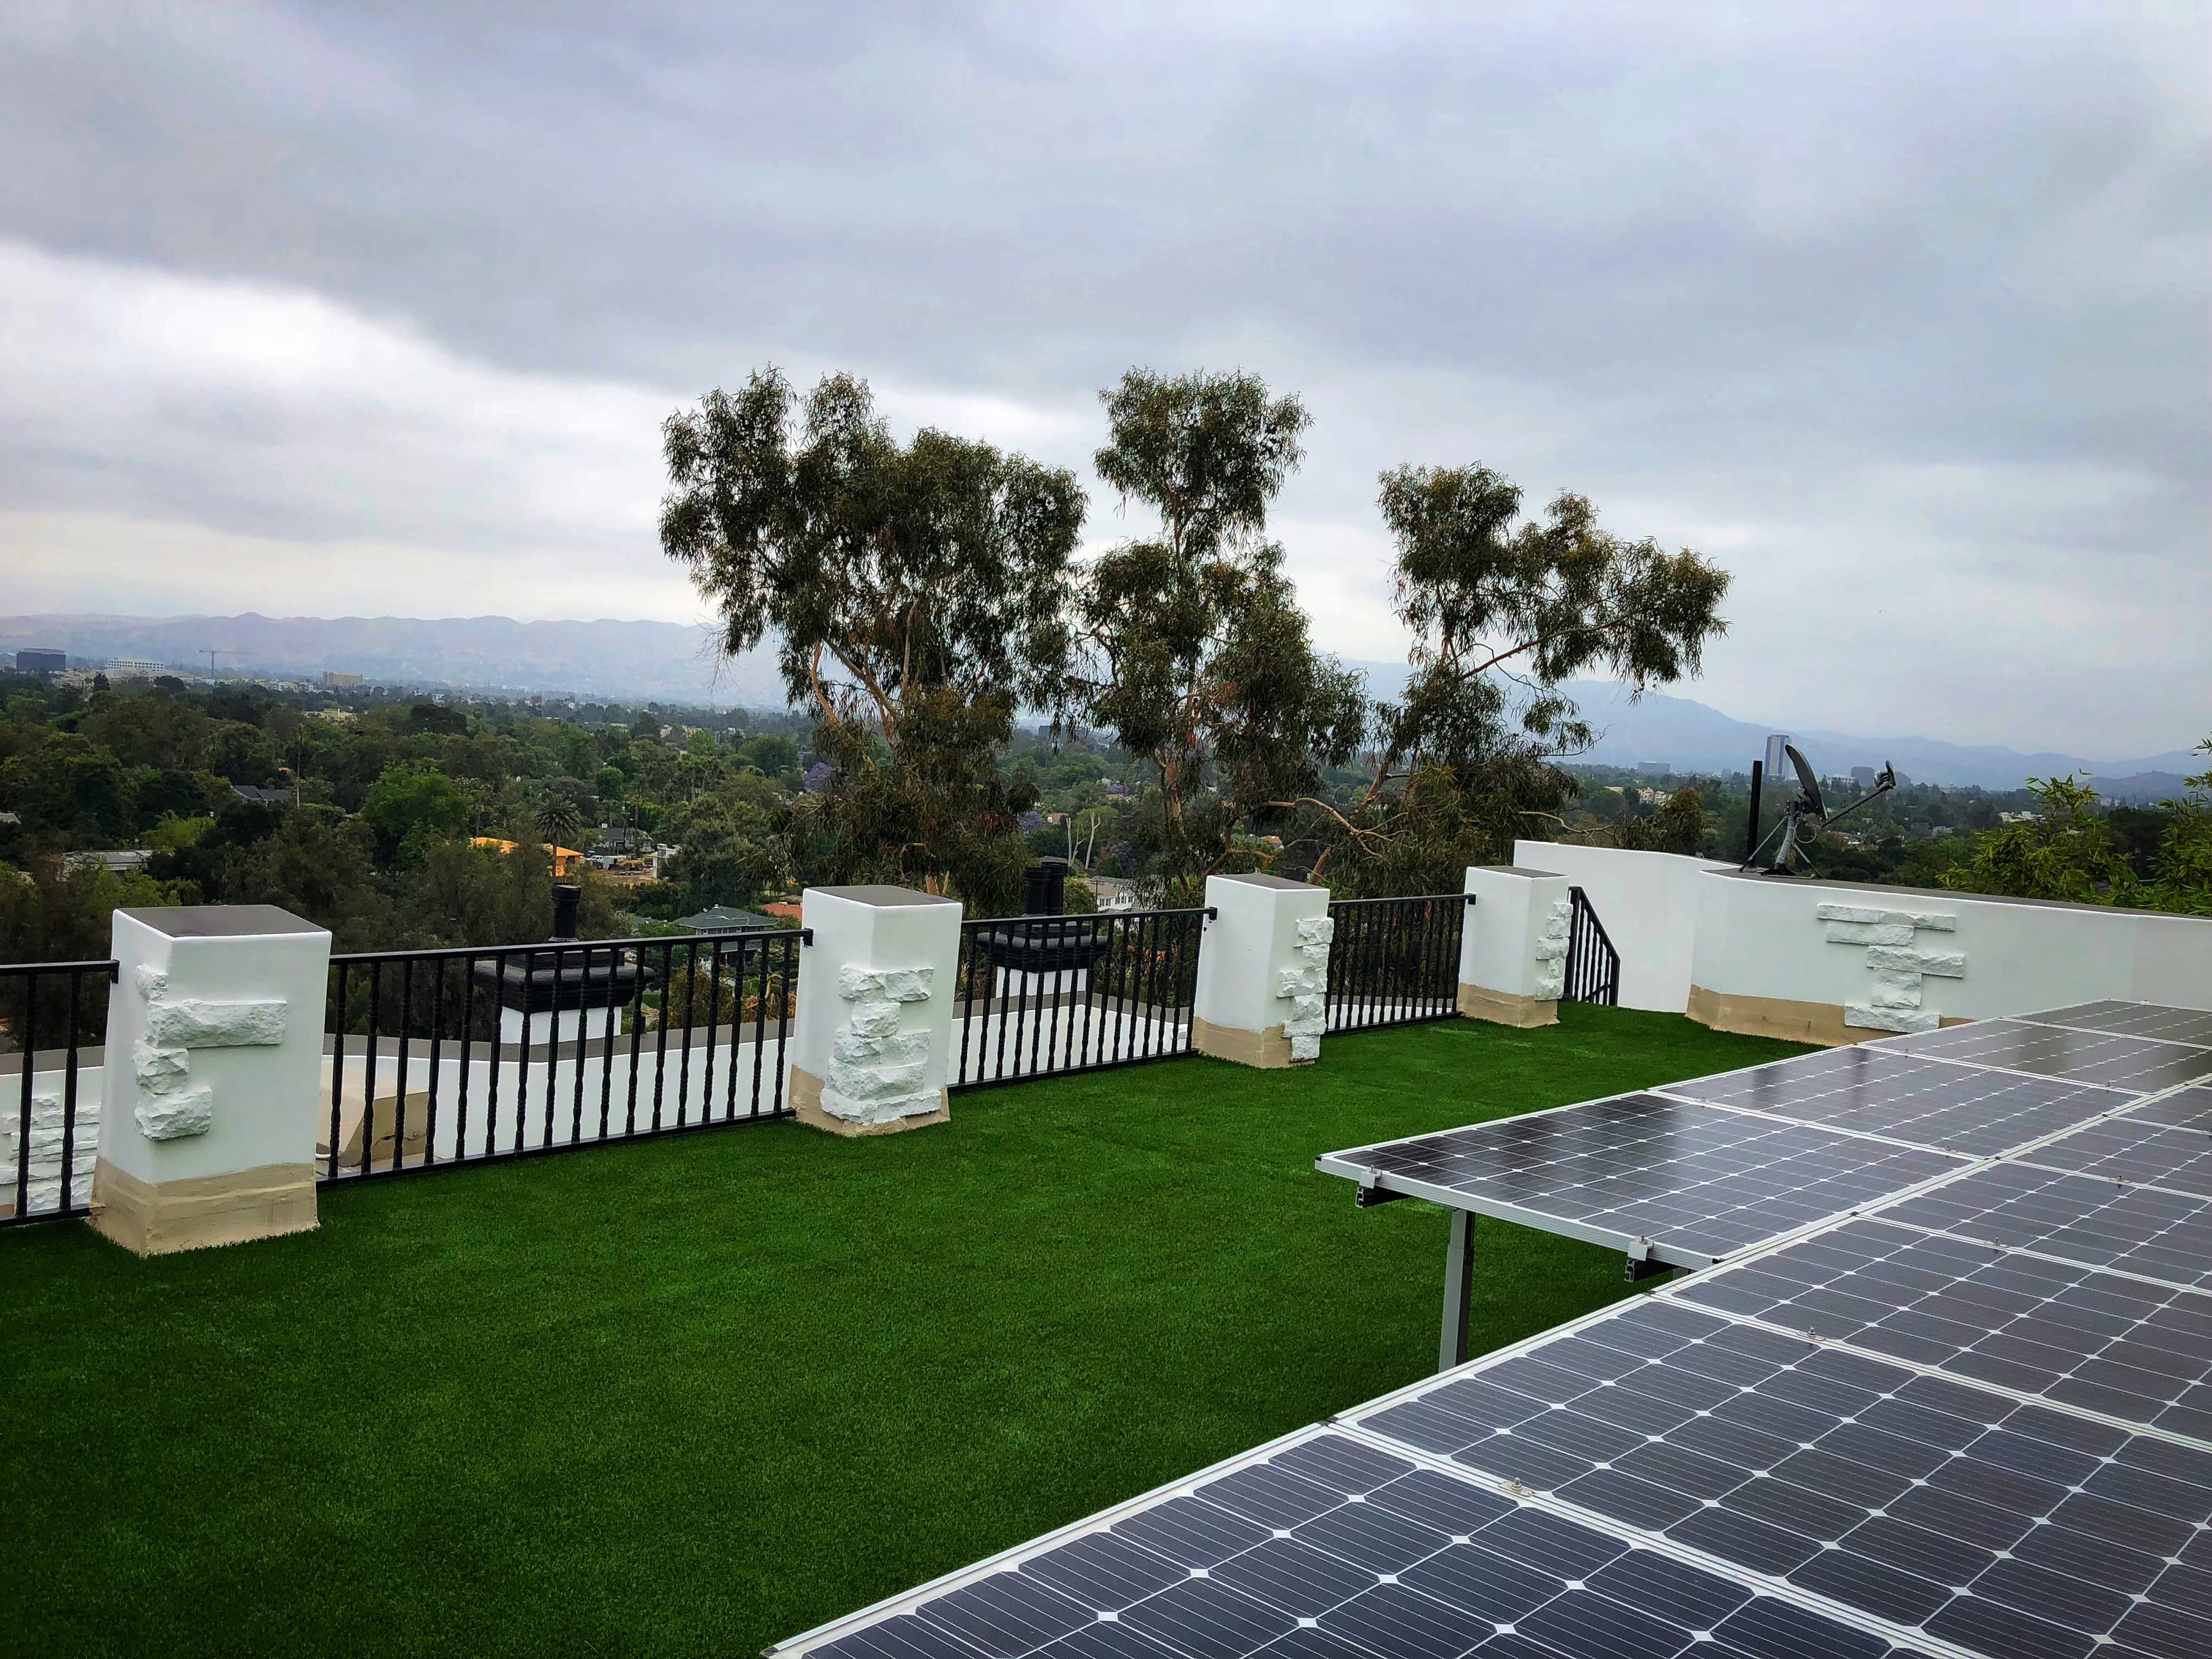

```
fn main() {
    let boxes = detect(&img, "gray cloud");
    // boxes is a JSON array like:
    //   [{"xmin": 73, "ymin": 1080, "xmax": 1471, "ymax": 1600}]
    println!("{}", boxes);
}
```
[{"xmin": 0, "ymin": 1, "xmax": 2204, "ymax": 753}]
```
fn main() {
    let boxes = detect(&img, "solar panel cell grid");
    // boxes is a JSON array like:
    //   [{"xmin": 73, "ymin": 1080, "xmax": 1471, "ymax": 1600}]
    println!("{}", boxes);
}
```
[
  {"xmin": 2123, "ymin": 1087, "xmax": 2212, "ymax": 1132},
  {"xmin": 1879, "ymin": 1020, "xmax": 2212, "ymax": 1093},
  {"xmin": 1347, "ymin": 1298, "xmax": 2212, "ymax": 1659},
  {"xmin": 1658, "ymin": 1046, "xmax": 2130, "ymax": 1156},
  {"xmin": 2017, "ymin": 1110, "xmax": 2212, "ymax": 1198},
  {"xmin": 2022, "ymin": 1002, "xmax": 2212, "ymax": 1050},
  {"xmin": 807, "ymin": 1431, "xmax": 1925, "ymax": 1659},
  {"xmin": 1323, "ymin": 1096, "xmax": 1963, "ymax": 1264},
  {"xmin": 1669, "ymin": 1216, "xmax": 2212, "ymax": 1442},
  {"xmin": 1876, "ymin": 1164, "xmax": 2212, "ymax": 1290}
]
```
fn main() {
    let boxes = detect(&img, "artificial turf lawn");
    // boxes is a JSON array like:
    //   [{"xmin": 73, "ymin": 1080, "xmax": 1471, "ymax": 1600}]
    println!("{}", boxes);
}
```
[{"xmin": 0, "ymin": 1005, "xmax": 1807, "ymax": 1659}]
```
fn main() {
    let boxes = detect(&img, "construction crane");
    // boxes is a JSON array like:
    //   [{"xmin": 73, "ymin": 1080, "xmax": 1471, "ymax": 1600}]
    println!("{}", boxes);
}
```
[{"xmin": 203, "ymin": 648, "xmax": 233, "ymax": 680}]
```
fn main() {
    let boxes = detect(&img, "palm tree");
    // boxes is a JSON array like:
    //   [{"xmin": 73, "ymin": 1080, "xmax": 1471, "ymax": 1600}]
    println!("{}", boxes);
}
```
[{"xmin": 537, "ymin": 796, "xmax": 584, "ymax": 851}]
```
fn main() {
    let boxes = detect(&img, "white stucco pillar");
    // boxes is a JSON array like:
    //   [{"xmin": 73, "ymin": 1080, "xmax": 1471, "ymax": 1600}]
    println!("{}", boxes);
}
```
[
  {"xmin": 1457, "ymin": 865, "xmax": 1574, "ymax": 1028},
  {"xmin": 93, "ymin": 904, "xmax": 331, "ymax": 1254},
  {"xmin": 787, "ymin": 884, "xmax": 963, "ymax": 1137},
  {"xmin": 1192, "ymin": 873, "xmax": 1334, "ymax": 1067}
]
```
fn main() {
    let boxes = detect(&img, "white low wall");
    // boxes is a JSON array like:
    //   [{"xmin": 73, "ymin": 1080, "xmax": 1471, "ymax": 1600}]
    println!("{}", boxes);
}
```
[
  {"xmin": 1512, "ymin": 841, "xmax": 1731, "ymax": 1012},
  {"xmin": 1502, "ymin": 842, "xmax": 2212, "ymax": 1036},
  {"xmin": 1691, "ymin": 868, "xmax": 2212, "ymax": 1026}
]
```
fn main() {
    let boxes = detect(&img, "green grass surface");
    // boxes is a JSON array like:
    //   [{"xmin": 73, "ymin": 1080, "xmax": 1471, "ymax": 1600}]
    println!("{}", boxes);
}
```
[{"xmin": 0, "ymin": 1006, "xmax": 1807, "ymax": 1659}]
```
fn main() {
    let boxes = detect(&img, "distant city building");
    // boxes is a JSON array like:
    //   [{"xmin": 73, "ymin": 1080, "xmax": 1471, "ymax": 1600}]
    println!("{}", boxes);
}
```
[
  {"xmin": 1634, "ymin": 760, "xmax": 1670, "ymax": 775},
  {"xmin": 14, "ymin": 648, "xmax": 67, "ymax": 674},
  {"xmin": 323, "ymin": 670, "xmax": 364, "ymax": 688},
  {"xmin": 675, "ymin": 905, "xmax": 774, "ymax": 936},
  {"xmin": 108, "ymin": 659, "xmax": 173, "ymax": 680}
]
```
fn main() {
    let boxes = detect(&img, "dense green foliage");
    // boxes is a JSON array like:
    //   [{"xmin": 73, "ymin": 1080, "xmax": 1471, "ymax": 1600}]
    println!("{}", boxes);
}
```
[
  {"xmin": 1940, "ymin": 756, "xmax": 2212, "ymax": 915},
  {"xmin": 1310, "ymin": 470, "xmax": 1732, "ymax": 892},
  {"xmin": 661, "ymin": 369, "xmax": 1085, "ymax": 912},
  {"xmin": 0, "ymin": 677, "xmax": 802, "ymax": 959},
  {"xmin": 1079, "ymin": 369, "xmax": 1365, "ymax": 903},
  {"xmin": 0, "ymin": 1008, "xmax": 1806, "ymax": 1657}
]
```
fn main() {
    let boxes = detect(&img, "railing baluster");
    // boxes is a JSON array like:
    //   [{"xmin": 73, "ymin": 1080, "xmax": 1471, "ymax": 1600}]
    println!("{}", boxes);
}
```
[
  {"xmin": 327, "ymin": 961, "xmax": 347, "ymax": 1180},
  {"xmin": 394, "ymin": 958, "xmax": 413, "ymax": 1173},
  {"xmin": 747, "ymin": 940, "xmax": 770, "ymax": 1117}
]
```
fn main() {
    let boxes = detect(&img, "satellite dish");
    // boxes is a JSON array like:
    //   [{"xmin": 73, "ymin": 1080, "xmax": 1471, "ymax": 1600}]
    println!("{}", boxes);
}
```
[
  {"xmin": 1742, "ymin": 744, "xmax": 1897, "ymax": 876},
  {"xmin": 1785, "ymin": 744, "xmax": 1825, "ymax": 820}
]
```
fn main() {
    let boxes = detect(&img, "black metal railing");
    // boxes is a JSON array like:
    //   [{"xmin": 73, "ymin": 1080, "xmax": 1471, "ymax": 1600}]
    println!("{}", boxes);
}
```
[
  {"xmin": 1, "ymin": 959, "xmax": 118, "ymax": 1227},
  {"xmin": 1562, "ymin": 886, "xmax": 1621, "ymax": 1007},
  {"xmin": 1325, "ymin": 894, "xmax": 1474, "ymax": 1033},
  {"xmin": 323, "ymin": 930, "xmax": 805, "ymax": 1180},
  {"xmin": 952, "ymin": 908, "xmax": 1208, "ymax": 1088}
]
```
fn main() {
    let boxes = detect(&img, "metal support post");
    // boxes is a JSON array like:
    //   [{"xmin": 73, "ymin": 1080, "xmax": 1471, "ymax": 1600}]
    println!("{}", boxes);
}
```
[{"xmin": 1438, "ymin": 1207, "xmax": 1475, "ymax": 1374}]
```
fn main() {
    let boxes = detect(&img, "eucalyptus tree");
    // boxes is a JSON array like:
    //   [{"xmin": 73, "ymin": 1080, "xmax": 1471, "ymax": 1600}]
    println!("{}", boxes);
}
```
[
  {"xmin": 1078, "ymin": 369, "xmax": 1363, "ymax": 902},
  {"xmin": 660, "ymin": 369, "xmax": 1084, "ymax": 910},
  {"xmin": 1312, "ymin": 468, "xmax": 1731, "ymax": 891}
]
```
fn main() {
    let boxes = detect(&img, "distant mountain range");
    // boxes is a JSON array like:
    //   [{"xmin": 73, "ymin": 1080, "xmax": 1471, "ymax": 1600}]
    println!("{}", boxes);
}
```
[
  {"xmin": 0, "ymin": 612, "xmax": 785, "ymax": 705},
  {"xmin": 1339, "ymin": 663, "xmax": 2200, "ymax": 800},
  {"xmin": 3, "ymin": 614, "xmax": 2197, "ymax": 798}
]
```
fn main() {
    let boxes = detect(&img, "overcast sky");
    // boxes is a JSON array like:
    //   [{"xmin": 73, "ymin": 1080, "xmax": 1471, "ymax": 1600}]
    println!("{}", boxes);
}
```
[{"xmin": 1, "ymin": 2, "xmax": 2205, "ymax": 755}]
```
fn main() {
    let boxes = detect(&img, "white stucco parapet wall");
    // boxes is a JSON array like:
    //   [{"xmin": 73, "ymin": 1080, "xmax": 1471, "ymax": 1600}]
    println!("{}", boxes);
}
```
[
  {"xmin": 789, "ymin": 884, "xmax": 963, "ymax": 1132},
  {"xmin": 1506, "ymin": 843, "xmax": 2212, "ymax": 1028},
  {"xmin": 1511, "ymin": 840, "xmax": 1734, "ymax": 1012}
]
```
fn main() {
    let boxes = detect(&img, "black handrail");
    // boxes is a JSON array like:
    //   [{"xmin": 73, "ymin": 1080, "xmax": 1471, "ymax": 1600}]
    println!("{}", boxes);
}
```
[
  {"xmin": 1324, "ymin": 893, "xmax": 1472, "ymax": 1034},
  {"xmin": 1562, "ymin": 887, "xmax": 1621, "ymax": 1007}
]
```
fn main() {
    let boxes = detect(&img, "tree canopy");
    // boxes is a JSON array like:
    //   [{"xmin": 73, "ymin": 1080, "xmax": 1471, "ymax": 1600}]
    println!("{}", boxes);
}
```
[
  {"xmin": 1078, "ymin": 369, "xmax": 1363, "ymax": 901},
  {"xmin": 1311, "ymin": 468, "xmax": 1732, "ymax": 891},
  {"xmin": 661, "ymin": 369, "xmax": 1086, "ymax": 910}
]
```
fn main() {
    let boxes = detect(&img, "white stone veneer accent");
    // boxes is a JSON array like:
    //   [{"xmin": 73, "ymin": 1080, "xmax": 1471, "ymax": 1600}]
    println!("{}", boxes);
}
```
[
  {"xmin": 821, "ymin": 965, "xmax": 941, "ymax": 1125},
  {"xmin": 124, "ymin": 981, "xmax": 290, "ymax": 1143},
  {"xmin": 1276, "ymin": 915, "xmax": 1334, "ymax": 1061},
  {"xmin": 1, "ymin": 1089, "xmax": 100, "ymax": 1210},
  {"xmin": 1818, "ymin": 900, "xmax": 1965, "ymax": 1033},
  {"xmin": 1532, "ymin": 899, "xmax": 1571, "ymax": 1001}
]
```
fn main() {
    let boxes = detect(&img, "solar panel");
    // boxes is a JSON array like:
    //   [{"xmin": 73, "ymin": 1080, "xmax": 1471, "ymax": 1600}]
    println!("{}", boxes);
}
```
[
  {"xmin": 1317, "ymin": 1096, "xmax": 1965, "ymax": 1268},
  {"xmin": 1878, "ymin": 1020, "xmax": 2212, "ymax": 1094},
  {"xmin": 1656, "ymin": 1046, "xmax": 2131, "ymax": 1157},
  {"xmin": 1668, "ymin": 1216, "xmax": 2212, "ymax": 1442},
  {"xmin": 2020, "ymin": 1001, "xmax": 2212, "ymax": 1050},
  {"xmin": 787, "ymin": 993, "xmax": 2212, "ymax": 1659},
  {"xmin": 2121, "ymin": 1087, "xmax": 2212, "ymax": 1132},
  {"xmin": 777, "ymin": 1426, "xmax": 1926, "ymax": 1659},
  {"xmin": 1874, "ymin": 1162, "xmax": 2212, "ymax": 1291},
  {"xmin": 1346, "ymin": 1294, "xmax": 2212, "ymax": 1659},
  {"xmin": 2014, "ymin": 1107, "xmax": 2212, "ymax": 1199}
]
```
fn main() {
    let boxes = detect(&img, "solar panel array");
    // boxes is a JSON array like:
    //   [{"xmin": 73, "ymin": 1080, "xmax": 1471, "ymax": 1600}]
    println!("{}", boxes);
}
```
[
  {"xmin": 779, "ymin": 1000, "xmax": 2212, "ymax": 1659},
  {"xmin": 797, "ymin": 1426, "xmax": 1925, "ymax": 1659},
  {"xmin": 1655, "ymin": 1046, "xmax": 2129, "ymax": 1157},
  {"xmin": 1315, "ymin": 1096, "xmax": 1965, "ymax": 1266}
]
